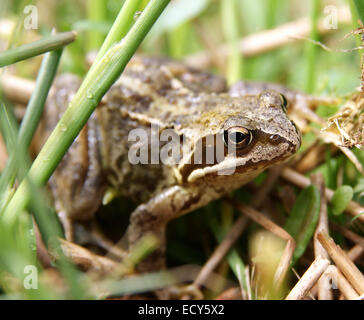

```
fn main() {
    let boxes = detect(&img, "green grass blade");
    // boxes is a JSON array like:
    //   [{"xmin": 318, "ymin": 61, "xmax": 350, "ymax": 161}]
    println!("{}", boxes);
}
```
[
  {"xmin": 0, "ymin": 102, "xmax": 88, "ymax": 300},
  {"xmin": 18, "ymin": 49, "xmax": 62, "ymax": 153},
  {"xmin": 304, "ymin": 0, "xmax": 320, "ymax": 93},
  {"xmin": 284, "ymin": 185, "xmax": 320, "ymax": 265},
  {"xmin": 87, "ymin": 0, "xmax": 107, "ymax": 51},
  {"xmin": 221, "ymin": 0, "xmax": 243, "ymax": 85},
  {"xmin": 0, "ymin": 49, "xmax": 62, "ymax": 211},
  {"xmin": 0, "ymin": 32, "xmax": 76, "ymax": 67},
  {"xmin": 264, "ymin": 0, "xmax": 279, "ymax": 29},
  {"xmin": 1, "ymin": 0, "xmax": 171, "ymax": 225},
  {"xmin": 353, "ymin": 0, "xmax": 364, "ymax": 23},
  {"xmin": 0, "ymin": 103, "xmax": 18, "ymax": 154},
  {"xmin": 92, "ymin": 0, "xmax": 143, "ymax": 64}
]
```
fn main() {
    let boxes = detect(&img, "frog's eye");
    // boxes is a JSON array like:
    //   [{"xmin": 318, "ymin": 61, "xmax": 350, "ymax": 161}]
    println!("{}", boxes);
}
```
[
  {"xmin": 223, "ymin": 127, "xmax": 253, "ymax": 149},
  {"xmin": 281, "ymin": 94, "xmax": 288, "ymax": 113}
]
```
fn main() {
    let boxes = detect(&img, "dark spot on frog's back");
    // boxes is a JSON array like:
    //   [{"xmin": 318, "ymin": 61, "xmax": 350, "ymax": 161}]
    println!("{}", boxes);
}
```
[{"xmin": 180, "ymin": 71, "xmax": 227, "ymax": 94}]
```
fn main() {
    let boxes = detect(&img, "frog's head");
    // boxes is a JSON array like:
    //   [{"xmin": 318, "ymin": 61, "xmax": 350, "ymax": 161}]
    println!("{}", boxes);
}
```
[{"xmin": 177, "ymin": 90, "xmax": 301, "ymax": 183}]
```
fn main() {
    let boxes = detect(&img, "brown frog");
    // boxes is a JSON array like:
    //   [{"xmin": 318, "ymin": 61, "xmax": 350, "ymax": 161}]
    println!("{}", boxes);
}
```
[{"xmin": 42, "ymin": 56, "xmax": 301, "ymax": 271}]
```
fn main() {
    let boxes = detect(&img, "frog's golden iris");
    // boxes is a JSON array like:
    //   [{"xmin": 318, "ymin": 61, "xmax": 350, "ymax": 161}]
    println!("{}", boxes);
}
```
[{"xmin": 223, "ymin": 126, "xmax": 253, "ymax": 149}]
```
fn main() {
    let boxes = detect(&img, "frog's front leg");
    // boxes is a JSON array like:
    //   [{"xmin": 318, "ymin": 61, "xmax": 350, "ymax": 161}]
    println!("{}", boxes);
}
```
[
  {"xmin": 127, "ymin": 184, "xmax": 208, "ymax": 272},
  {"xmin": 43, "ymin": 74, "xmax": 107, "ymax": 241}
]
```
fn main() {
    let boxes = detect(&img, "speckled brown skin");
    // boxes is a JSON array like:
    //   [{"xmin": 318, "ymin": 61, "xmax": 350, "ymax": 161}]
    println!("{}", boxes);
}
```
[{"xmin": 42, "ymin": 56, "xmax": 301, "ymax": 271}]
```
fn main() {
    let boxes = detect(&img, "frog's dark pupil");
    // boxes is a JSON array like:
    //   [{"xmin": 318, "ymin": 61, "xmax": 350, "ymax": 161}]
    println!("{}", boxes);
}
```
[{"xmin": 229, "ymin": 131, "xmax": 246, "ymax": 144}]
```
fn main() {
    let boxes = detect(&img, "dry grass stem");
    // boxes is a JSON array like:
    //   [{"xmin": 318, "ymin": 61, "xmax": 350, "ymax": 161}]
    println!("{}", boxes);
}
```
[
  {"xmin": 0, "ymin": 74, "xmax": 38, "ymax": 105},
  {"xmin": 315, "ymin": 264, "xmax": 333, "ymax": 300},
  {"xmin": 281, "ymin": 168, "xmax": 364, "ymax": 222},
  {"xmin": 312, "ymin": 173, "xmax": 329, "ymax": 260},
  {"xmin": 338, "ymin": 146, "xmax": 364, "ymax": 175},
  {"xmin": 331, "ymin": 223, "xmax": 364, "ymax": 249},
  {"xmin": 292, "ymin": 140, "xmax": 326, "ymax": 173},
  {"xmin": 89, "ymin": 223, "xmax": 127, "ymax": 260},
  {"xmin": 193, "ymin": 215, "xmax": 249, "ymax": 287},
  {"xmin": 311, "ymin": 173, "xmax": 331, "ymax": 300},
  {"xmin": 347, "ymin": 244, "xmax": 364, "ymax": 261},
  {"xmin": 323, "ymin": 265, "xmax": 359, "ymax": 300},
  {"xmin": 184, "ymin": 6, "xmax": 351, "ymax": 69},
  {"xmin": 214, "ymin": 287, "xmax": 243, "ymax": 300},
  {"xmin": 251, "ymin": 165, "xmax": 284, "ymax": 208},
  {"xmin": 285, "ymin": 258, "xmax": 330, "ymax": 300},
  {"xmin": 311, "ymin": 243, "xmax": 364, "ymax": 299},
  {"xmin": 193, "ymin": 167, "xmax": 283, "ymax": 291},
  {"xmin": 317, "ymin": 231, "xmax": 364, "ymax": 295},
  {"xmin": 227, "ymin": 198, "xmax": 295, "ymax": 287}
]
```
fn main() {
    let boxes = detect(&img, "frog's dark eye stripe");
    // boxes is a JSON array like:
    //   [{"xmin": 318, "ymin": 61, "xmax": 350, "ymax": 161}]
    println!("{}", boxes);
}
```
[
  {"xmin": 223, "ymin": 127, "xmax": 253, "ymax": 149},
  {"xmin": 281, "ymin": 94, "xmax": 288, "ymax": 113}
]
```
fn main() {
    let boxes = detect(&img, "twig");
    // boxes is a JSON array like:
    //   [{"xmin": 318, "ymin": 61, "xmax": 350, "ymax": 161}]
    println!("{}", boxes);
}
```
[
  {"xmin": 214, "ymin": 287, "xmax": 243, "ymax": 300},
  {"xmin": 312, "ymin": 173, "xmax": 330, "ymax": 260},
  {"xmin": 0, "ymin": 74, "xmax": 37, "ymax": 105},
  {"xmin": 323, "ymin": 265, "xmax": 359, "ymax": 300},
  {"xmin": 316, "ymin": 265, "xmax": 333, "ymax": 300},
  {"xmin": 193, "ymin": 166, "xmax": 283, "ymax": 290},
  {"xmin": 317, "ymin": 231, "xmax": 364, "ymax": 295},
  {"xmin": 338, "ymin": 146, "xmax": 364, "ymax": 176},
  {"xmin": 227, "ymin": 198, "xmax": 295, "ymax": 287},
  {"xmin": 184, "ymin": 6, "xmax": 351, "ymax": 69},
  {"xmin": 285, "ymin": 258, "xmax": 330, "ymax": 300},
  {"xmin": 311, "ymin": 173, "xmax": 331, "ymax": 300},
  {"xmin": 347, "ymin": 244, "xmax": 364, "ymax": 261},
  {"xmin": 292, "ymin": 139, "xmax": 325, "ymax": 173},
  {"xmin": 89, "ymin": 226, "xmax": 127, "ymax": 260},
  {"xmin": 193, "ymin": 215, "xmax": 249, "ymax": 287},
  {"xmin": 281, "ymin": 168, "xmax": 364, "ymax": 222},
  {"xmin": 331, "ymin": 223, "xmax": 364, "ymax": 249},
  {"xmin": 310, "ymin": 243, "xmax": 363, "ymax": 298},
  {"xmin": 251, "ymin": 165, "xmax": 284, "ymax": 208}
]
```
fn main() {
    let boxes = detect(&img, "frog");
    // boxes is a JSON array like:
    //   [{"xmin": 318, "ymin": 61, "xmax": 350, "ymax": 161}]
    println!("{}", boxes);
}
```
[{"xmin": 41, "ymin": 56, "xmax": 301, "ymax": 272}]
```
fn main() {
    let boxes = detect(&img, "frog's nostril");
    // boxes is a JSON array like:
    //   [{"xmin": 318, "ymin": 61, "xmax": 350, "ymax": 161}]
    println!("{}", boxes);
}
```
[{"xmin": 269, "ymin": 134, "xmax": 280, "ymax": 141}]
